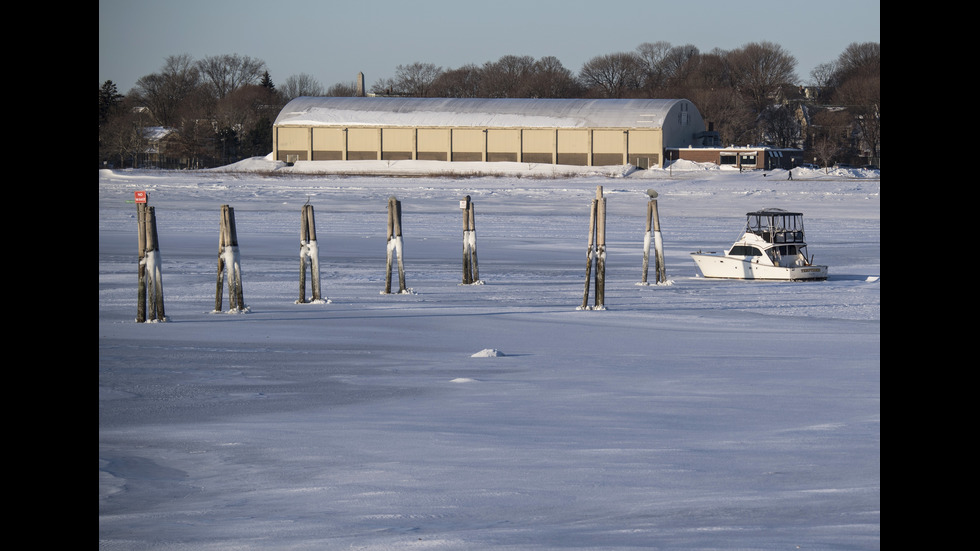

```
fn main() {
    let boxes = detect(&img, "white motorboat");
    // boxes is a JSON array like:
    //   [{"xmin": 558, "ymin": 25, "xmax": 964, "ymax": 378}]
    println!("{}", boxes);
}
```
[{"xmin": 690, "ymin": 208, "xmax": 828, "ymax": 281}]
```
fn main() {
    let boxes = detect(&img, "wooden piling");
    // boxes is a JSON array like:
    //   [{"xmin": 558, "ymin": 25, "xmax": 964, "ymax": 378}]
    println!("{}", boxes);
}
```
[
  {"xmin": 385, "ymin": 196, "xmax": 407, "ymax": 294},
  {"xmin": 462, "ymin": 196, "xmax": 472, "ymax": 284},
  {"xmin": 581, "ymin": 196, "xmax": 597, "ymax": 309},
  {"xmin": 461, "ymin": 195, "xmax": 480, "ymax": 284},
  {"xmin": 595, "ymin": 188, "xmax": 606, "ymax": 307},
  {"xmin": 651, "ymin": 197, "xmax": 665, "ymax": 283},
  {"xmin": 137, "ymin": 202, "xmax": 148, "ymax": 322},
  {"xmin": 136, "ymin": 201, "xmax": 166, "ymax": 322},
  {"xmin": 145, "ymin": 206, "xmax": 166, "ymax": 320},
  {"xmin": 641, "ymin": 199, "xmax": 653, "ymax": 284},
  {"xmin": 215, "ymin": 205, "xmax": 246, "ymax": 312},
  {"xmin": 299, "ymin": 204, "xmax": 322, "ymax": 303},
  {"xmin": 300, "ymin": 205, "xmax": 308, "ymax": 302},
  {"xmin": 581, "ymin": 186, "xmax": 606, "ymax": 310},
  {"xmin": 214, "ymin": 209, "xmax": 227, "ymax": 312},
  {"xmin": 641, "ymin": 189, "xmax": 666, "ymax": 284},
  {"xmin": 468, "ymin": 199, "xmax": 479, "ymax": 283}
]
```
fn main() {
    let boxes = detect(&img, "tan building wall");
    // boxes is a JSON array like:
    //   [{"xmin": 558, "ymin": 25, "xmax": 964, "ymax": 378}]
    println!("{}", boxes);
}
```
[
  {"xmin": 276, "ymin": 126, "xmax": 310, "ymax": 162},
  {"xmin": 488, "ymin": 129, "xmax": 520, "ymax": 162},
  {"xmin": 451, "ymin": 128, "xmax": 485, "ymax": 162},
  {"xmin": 382, "ymin": 127, "xmax": 415, "ymax": 160},
  {"xmin": 627, "ymin": 130, "xmax": 661, "ymax": 168},
  {"xmin": 275, "ymin": 125, "xmax": 666, "ymax": 167},
  {"xmin": 417, "ymin": 128, "xmax": 451, "ymax": 161},
  {"xmin": 312, "ymin": 128, "xmax": 343, "ymax": 160}
]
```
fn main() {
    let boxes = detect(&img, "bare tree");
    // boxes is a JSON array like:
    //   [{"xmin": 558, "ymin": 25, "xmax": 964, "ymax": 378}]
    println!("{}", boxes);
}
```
[
  {"xmin": 100, "ymin": 96, "xmax": 147, "ymax": 168},
  {"xmin": 369, "ymin": 76, "xmax": 398, "ymax": 96},
  {"xmin": 760, "ymin": 104, "xmax": 800, "ymax": 148},
  {"xmin": 637, "ymin": 42, "xmax": 700, "ymax": 93},
  {"xmin": 578, "ymin": 52, "xmax": 645, "ymax": 98},
  {"xmin": 665, "ymin": 51, "xmax": 752, "ymax": 147},
  {"xmin": 809, "ymin": 62, "xmax": 836, "ymax": 93},
  {"xmin": 524, "ymin": 56, "xmax": 583, "ymax": 98},
  {"xmin": 132, "ymin": 54, "xmax": 202, "ymax": 127},
  {"xmin": 809, "ymin": 108, "xmax": 853, "ymax": 167},
  {"xmin": 393, "ymin": 62, "xmax": 444, "ymax": 97},
  {"xmin": 812, "ymin": 134, "xmax": 842, "ymax": 170},
  {"xmin": 282, "ymin": 73, "xmax": 325, "ymax": 99},
  {"xmin": 430, "ymin": 64, "xmax": 483, "ymax": 98},
  {"xmin": 214, "ymin": 84, "xmax": 279, "ymax": 157},
  {"xmin": 818, "ymin": 42, "xmax": 880, "ymax": 165},
  {"xmin": 835, "ymin": 72, "xmax": 880, "ymax": 165},
  {"xmin": 834, "ymin": 42, "xmax": 880, "ymax": 84},
  {"xmin": 477, "ymin": 55, "xmax": 536, "ymax": 97},
  {"xmin": 728, "ymin": 41, "xmax": 798, "ymax": 117},
  {"xmin": 367, "ymin": 62, "xmax": 442, "ymax": 97},
  {"xmin": 326, "ymin": 81, "xmax": 358, "ymax": 97},
  {"xmin": 636, "ymin": 40, "xmax": 672, "ymax": 90},
  {"xmin": 198, "ymin": 54, "xmax": 267, "ymax": 100}
]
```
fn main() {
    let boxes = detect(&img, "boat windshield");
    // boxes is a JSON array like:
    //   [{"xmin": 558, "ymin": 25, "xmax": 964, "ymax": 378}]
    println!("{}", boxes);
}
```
[{"xmin": 745, "ymin": 209, "xmax": 806, "ymax": 244}]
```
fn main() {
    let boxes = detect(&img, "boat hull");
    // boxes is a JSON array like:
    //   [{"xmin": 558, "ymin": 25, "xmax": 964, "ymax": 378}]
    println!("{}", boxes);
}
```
[{"xmin": 690, "ymin": 253, "xmax": 828, "ymax": 281}]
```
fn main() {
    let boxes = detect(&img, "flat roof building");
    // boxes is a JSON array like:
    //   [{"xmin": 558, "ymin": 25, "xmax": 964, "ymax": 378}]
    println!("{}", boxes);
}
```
[{"xmin": 273, "ymin": 97, "xmax": 710, "ymax": 168}]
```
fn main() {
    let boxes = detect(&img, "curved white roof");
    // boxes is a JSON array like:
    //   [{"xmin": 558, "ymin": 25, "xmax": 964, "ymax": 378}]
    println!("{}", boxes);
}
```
[{"xmin": 274, "ymin": 97, "xmax": 698, "ymax": 130}]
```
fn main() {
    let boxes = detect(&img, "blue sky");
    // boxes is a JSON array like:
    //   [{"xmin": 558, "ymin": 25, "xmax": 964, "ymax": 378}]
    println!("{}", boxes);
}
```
[{"xmin": 99, "ymin": 0, "xmax": 879, "ymax": 95}]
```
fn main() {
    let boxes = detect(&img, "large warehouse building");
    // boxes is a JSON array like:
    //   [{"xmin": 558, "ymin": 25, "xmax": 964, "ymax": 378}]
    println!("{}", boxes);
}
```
[{"xmin": 272, "ymin": 97, "xmax": 713, "ymax": 168}]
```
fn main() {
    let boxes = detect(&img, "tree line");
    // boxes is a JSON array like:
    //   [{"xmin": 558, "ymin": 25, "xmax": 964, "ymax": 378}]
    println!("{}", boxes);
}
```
[{"xmin": 98, "ymin": 42, "xmax": 880, "ymax": 170}]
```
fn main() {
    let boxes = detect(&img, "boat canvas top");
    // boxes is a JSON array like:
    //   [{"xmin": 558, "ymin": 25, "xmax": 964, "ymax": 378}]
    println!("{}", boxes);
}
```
[{"xmin": 743, "ymin": 208, "xmax": 808, "ymax": 245}]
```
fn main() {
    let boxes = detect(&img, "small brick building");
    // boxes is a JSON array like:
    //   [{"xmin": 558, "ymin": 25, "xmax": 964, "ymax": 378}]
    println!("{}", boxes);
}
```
[{"xmin": 668, "ymin": 146, "xmax": 804, "ymax": 170}]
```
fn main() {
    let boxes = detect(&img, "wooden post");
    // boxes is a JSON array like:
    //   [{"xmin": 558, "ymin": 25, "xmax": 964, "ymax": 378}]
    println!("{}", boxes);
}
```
[
  {"xmin": 468, "ymin": 198, "xmax": 480, "ymax": 283},
  {"xmin": 144, "ymin": 206, "xmax": 166, "ymax": 320},
  {"xmin": 641, "ymin": 199, "xmax": 653, "ymax": 284},
  {"xmin": 214, "ymin": 207, "xmax": 227, "ymax": 312},
  {"xmin": 394, "ymin": 198, "xmax": 406, "ymax": 293},
  {"xmin": 215, "ymin": 205, "xmax": 246, "ymax": 312},
  {"xmin": 385, "ymin": 197, "xmax": 394, "ymax": 294},
  {"xmin": 299, "ymin": 205, "xmax": 308, "ymax": 303},
  {"xmin": 641, "ymin": 189, "xmax": 666, "ymax": 284},
  {"xmin": 462, "ymin": 196, "xmax": 472, "ymax": 284},
  {"xmin": 581, "ymin": 195, "xmax": 597, "ymax": 309},
  {"xmin": 581, "ymin": 186, "xmax": 606, "ymax": 310},
  {"xmin": 461, "ymin": 195, "xmax": 481, "ymax": 284},
  {"xmin": 385, "ymin": 196, "xmax": 407, "ymax": 294},
  {"xmin": 137, "ymin": 202, "xmax": 148, "ymax": 323},
  {"xmin": 136, "ymin": 197, "xmax": 165, "ymax": 322},
  {"xmin": 651, "ymin": 196, "xmax": 666, "ymax": 284},
  {"xmin": 595, "ymin": 187, "xmax": 606, "ymax": 308},
  {"xmin": 299, "ymin": 203, "xmax": 322, "ymax": 303}
]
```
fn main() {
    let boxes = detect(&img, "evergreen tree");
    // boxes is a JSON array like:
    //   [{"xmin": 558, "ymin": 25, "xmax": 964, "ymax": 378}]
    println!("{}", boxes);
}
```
[
  {"xmin": 99, "ymin": 80, "xmax": 124, "ymax": 127},
  {"xmin": 260, "ymin": 71, "xmax": 275, "ymax": 90}
]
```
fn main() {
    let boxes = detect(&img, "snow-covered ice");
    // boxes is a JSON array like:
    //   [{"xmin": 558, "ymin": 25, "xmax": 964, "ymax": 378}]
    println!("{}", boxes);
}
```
[{"xmin": 99, "ymin": 158, "xmax": 879, "ymax": 550}]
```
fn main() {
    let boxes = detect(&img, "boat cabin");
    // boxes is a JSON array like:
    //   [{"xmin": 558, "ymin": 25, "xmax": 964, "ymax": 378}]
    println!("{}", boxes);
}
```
[{"xmin": 730, "ymin": 209, "xmax": 812, "ymax": 266}]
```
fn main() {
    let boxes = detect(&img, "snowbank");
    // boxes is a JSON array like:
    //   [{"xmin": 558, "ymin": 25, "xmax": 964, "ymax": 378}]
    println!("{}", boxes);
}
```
[{"xmin": 209, "ymin": 154, "xmax": 879, "ymax": 180}]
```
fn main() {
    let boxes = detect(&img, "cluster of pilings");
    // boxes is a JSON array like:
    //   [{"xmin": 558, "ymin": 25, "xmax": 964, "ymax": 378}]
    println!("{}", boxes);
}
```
[{"xmin": 131, "ymin": 189, "xmax": 668, "ymax": 322}]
